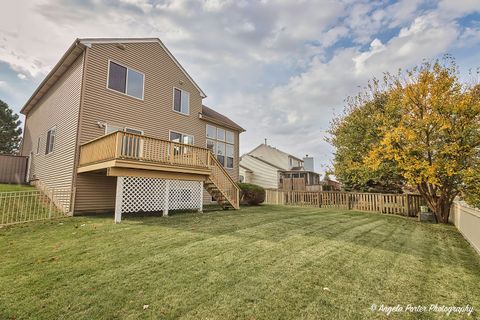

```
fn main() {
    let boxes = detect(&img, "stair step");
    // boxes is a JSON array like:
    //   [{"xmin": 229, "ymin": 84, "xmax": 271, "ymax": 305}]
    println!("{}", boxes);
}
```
[{"xmin": 205, "ymin": 177, "xmax": 238, "ymax": 210}]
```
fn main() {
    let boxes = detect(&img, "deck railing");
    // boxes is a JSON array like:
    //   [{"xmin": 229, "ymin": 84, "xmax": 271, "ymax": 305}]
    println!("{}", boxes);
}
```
[
  {"xmin": 79, "ymin": 132, "xmax": 240, "ymax": 209},
  {"xmin": 79, "ymin": 131, "xmax": 210, "ymax": 169}
]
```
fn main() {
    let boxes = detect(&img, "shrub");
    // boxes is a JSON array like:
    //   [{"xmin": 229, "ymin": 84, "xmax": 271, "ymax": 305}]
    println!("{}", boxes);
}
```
[{"xmin": 238, "ymin": 183, "xmax": 265, "ymax": 205}]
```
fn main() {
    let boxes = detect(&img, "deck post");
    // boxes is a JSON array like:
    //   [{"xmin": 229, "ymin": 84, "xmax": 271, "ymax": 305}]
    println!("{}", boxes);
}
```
[
  {"xmin": 198, "ymin": 181, "xmax": 204, "ymax": 213},
  {"xmin": 115, "ymin": 177, "xmax": 124, "ymax": 223},
  {"xmin": 163, "ymin": 180, "xmax": 170, "ymax": 216}
]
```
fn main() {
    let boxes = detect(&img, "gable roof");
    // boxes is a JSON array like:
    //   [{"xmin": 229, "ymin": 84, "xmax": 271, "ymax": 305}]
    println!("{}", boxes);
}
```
[
  {"xmin": 239, "ymin": 164, "xmax": 254, "ymax": 172},
  {"xmin": 200, "ymin": 105, "xmax": 245, "ymax": 132},
  {"xmin": 246, "ymin": 154, "xmax": 284, "ymax": 170},
  {"xmin": 80, "ymin": 38, "xmax": 206, "ymax": 98},
  {"xmin": 247, "ymin": 143, "xmax": 303, "ymax": 162},
  {"xmin": 21, "ymin": 37, "xmax": 206, "ymax": 115}
]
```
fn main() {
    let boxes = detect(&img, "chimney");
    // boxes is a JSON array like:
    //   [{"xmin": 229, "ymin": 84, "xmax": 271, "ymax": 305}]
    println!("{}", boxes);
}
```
[
  {"xmin": 264, "ymin": 138, "xmax": 267, "ymax": 145},
  {"xmin": 303, "ymin": 155, "xmax": 314, "ymax": 171}
]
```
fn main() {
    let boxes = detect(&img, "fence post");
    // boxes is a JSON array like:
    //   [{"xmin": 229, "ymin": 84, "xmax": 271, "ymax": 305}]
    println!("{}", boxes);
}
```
[
  {"xmin": 379, "ymin": 194, "xmax": 385, "ymax": 214},
  {"xmin": 346, "ymin": 193, "xmax": 350, "ymax": 210},
  {"xmin": 405, "ymin": 195, "xmax": 411, "ymax": 216},
  {"xmin": 48, "ymin": 189, "xmax": 54, "ymax": 219}
]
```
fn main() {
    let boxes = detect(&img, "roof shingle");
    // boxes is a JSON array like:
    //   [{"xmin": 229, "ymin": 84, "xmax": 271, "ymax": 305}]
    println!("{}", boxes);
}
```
[{"xmin": 201, "ymin": 105, "xmax": 245, "ymax": 132}]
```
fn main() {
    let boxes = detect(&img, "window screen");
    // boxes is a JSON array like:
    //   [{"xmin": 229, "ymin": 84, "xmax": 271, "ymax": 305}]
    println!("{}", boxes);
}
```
[
  {"xmin": 108, "ymin": 61, "xmax": 143, "ymax": 99},
  {"xmin": 108, "ymin": 62, "xmax": 127, "ymax": 93}
]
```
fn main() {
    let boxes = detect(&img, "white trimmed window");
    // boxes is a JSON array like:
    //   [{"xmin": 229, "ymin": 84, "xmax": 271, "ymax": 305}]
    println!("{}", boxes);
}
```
[
  {"xmin": 45, "ymin": 127, "xmax": 56, "ymax": 155},
  {"xmin": 107, "ymin": 61, "xmax": 144, "ymax": 100},
  {"xmin": 206, "ymin": 124, "xmax": 234, "ymax": 169},
  {"xmin": 173, "ymin": 88, "xmax": 190, "ymax": 115},
  {"xmin": 170, "ymin": 131, "xmax": 194, "ymax": 145}
]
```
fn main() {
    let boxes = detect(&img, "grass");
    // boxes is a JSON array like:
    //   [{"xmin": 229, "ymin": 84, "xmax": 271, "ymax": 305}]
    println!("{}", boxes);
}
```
[
  {"xmin": 1, "ymin": 206, "xmax": 479, "ymax": 319},
  {"xmin": 0, "ymin": 183, "xmax": 35, "ymax": 192}
]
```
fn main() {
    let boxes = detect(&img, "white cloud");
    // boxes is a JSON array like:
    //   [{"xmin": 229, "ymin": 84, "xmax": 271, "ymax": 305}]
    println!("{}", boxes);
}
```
[
  {"xmin": 17, "ymin": 73, "xmax": 27, "ymax": 80},
  {"xmin": 232, "ymin": 7, "xmax": 468, "ymax": 170},
  {"xmin": 438, "ymin": 0, "xmax": 480, "ymax": 18}
]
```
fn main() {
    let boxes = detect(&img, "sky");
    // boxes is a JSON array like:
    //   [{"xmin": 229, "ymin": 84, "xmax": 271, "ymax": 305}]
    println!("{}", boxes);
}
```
[{"xmin": 0, "ymin": 0, "xmax": 479, "ymax": 173}]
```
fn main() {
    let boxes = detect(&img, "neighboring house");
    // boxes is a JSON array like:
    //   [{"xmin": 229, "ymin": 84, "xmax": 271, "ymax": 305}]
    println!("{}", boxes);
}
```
[
  {"xmin": 239, "ymin": 143, "xmax": 321, "ymax": 190},
  {"xmin": 320, "ymin": 177, "xmax": 341, "ymax": 191},
  {"xmin": 21, "ymin": 38, "xmax": 245, "ymax": 222}
]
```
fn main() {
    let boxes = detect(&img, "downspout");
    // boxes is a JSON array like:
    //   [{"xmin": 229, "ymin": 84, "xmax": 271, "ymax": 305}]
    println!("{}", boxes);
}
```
[{"xmin": 69, "ymin": 43, "xmax": 89, "ymax": 215}]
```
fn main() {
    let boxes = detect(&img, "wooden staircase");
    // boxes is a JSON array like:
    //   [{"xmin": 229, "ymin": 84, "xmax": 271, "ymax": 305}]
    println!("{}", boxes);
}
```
[{"xmin": 205, "ymin": 153, "xmax": 240, "ymax": 209}]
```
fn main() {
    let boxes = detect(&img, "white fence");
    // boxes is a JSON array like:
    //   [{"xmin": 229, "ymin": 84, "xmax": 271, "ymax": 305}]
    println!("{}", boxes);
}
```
[
  {"xmin": 0, "ymin": 188, "xmax": 73, "ymax": 226},
  {"xmin": 451, "ymin": 201, "xmax": 480, "ymax": 255}
]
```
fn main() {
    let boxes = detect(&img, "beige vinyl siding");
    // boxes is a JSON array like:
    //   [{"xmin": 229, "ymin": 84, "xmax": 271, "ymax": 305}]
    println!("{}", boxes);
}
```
[
  {"xmin": 78, "ymin": 42, "xmax": 204, "ymax": 145},
  {"xmin": 239, "ymin": 155, "xmax": 279, "ymax": 189},
  {"xmin": 74, "ymin": 42, "xmax": 235, "ymax": 212},
  {"xmin": 21, "ymin": 53, "xmax": 83, "ymax": 206},
  {"xmin": 74, "ymin": 174, "xmax": 117, "ymax": 213}
]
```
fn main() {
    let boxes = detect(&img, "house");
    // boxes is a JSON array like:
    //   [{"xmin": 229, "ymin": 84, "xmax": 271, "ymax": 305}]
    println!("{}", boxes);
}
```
[
  {"xmin": 320, "ymin": 176, "xmax": 341, "ymax": 191},
  {"xmin": 20, "ymin": 38, "xmax": 245, "ymax": 223},
  {"xmin": 239, "ymin": 143, "xmax": 321, "ymax": 190}
]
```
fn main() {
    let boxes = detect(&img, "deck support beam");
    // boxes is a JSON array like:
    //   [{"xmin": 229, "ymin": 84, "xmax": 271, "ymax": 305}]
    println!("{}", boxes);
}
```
[
  {"xmin": 198, "ymin": 181, "xmax": 204, "ymax": 213},
  {"xmin": 115, "ymin": 176, "xmax": 124, "ymax": 223},
  {"xmin": 163, "ymin": 180, "xmax": 170, "ymax": 216}
]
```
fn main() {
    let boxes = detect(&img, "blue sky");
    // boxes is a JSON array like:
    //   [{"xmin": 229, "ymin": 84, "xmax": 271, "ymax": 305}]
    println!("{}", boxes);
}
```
[{"xmin": 1, "ymin": 0, "xmax": 479, "ymax": 173}]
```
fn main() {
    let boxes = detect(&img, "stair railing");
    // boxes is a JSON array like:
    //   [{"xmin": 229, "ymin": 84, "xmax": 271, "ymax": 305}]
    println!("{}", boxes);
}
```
[{"xmin": 207, "ymin": 152, "xmax": 240, "ymax": 209}]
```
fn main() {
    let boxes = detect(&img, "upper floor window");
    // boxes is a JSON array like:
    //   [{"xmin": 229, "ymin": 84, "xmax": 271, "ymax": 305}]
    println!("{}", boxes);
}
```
[
  {"xmin": 173, "ymin": 88, "xmax": 189, "ymax": 115},
  {"xmin": 206, "ymin": 124, "xmax": 234, "ymax": 169},
  {"xmin": 107, "ymin": 61, "xmax": 144, "ymax": 100},
  {"xmin": 170, "ymin": 131, "xmax": 194, "ymax": 145},
  {"xmin": 45, "ymin": 127, "xmax": 56, "ymax": 155}
]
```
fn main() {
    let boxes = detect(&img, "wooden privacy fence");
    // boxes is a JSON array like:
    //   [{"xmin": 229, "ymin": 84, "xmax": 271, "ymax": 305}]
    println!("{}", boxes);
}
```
[
  {"xmin": 265, "ymin": 190, "xmax": 425, "ymax": 217},
  {"xmin": 0, "ymin": 155, "xmax": 28, "ymax": 184},
  {"xmin": 0, "ymin": 188, "xmax": 73, "ymax": 226}
]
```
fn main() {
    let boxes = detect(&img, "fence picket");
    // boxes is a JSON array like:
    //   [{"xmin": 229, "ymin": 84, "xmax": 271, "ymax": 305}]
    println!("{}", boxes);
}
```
[
  {"xmin": 264, "ymin": 189, "xmax": 425, "ymax": 217},
  {"xmin": 0, "ymin": 188, "xmax": 73, "ymax": 226}
]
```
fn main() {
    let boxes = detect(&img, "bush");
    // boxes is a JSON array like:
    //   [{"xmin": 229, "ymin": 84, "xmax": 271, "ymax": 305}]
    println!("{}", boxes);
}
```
[{"xmin": 238, "ymin": 183, "xmax": 265, "ymax": 205}]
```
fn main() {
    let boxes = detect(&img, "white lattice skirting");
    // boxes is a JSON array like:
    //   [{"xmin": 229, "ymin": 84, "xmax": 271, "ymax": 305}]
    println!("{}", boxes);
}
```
[{"xmin": 114, "ymin": 176, "xmax": 203, "ymax": 222}]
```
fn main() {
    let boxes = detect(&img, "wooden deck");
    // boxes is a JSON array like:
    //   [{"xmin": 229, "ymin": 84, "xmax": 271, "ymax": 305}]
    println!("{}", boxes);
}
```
[
  {"xmin": 78, "ymin": 132, "xmax": 211, "ymax": 174},
  {"xmin": 78, "ymin": 131, "xmax": 240, "ymax": 209}
]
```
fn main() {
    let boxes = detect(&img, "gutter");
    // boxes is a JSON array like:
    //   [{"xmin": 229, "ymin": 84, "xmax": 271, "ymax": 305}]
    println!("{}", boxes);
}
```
[{"xmin": 20, "ymin": 39, "xmax": 85, "ymax": 115}]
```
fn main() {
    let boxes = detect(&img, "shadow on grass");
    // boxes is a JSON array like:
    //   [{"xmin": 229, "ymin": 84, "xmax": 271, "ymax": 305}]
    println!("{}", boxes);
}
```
[
  {"xmin": 56, "ymin": 205, "xmax": 480, "ymax": 274},
  {"xmin": 114, "ymin": 205, "xmax": 480, "ymax": 270}
]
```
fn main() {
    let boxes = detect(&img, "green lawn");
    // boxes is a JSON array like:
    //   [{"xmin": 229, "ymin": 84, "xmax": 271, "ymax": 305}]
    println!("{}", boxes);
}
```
[
  {"xmin": 0, "ymin": 183, "xmax": 35, "ymax": 192},
  {"xmin": 1, "ymin": 206, "xmax": 479, "ymax": 319}
]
